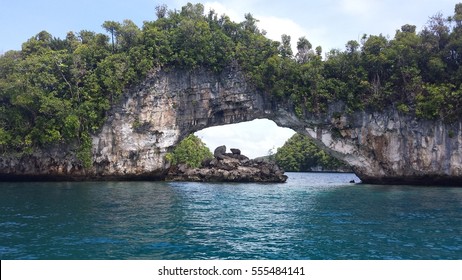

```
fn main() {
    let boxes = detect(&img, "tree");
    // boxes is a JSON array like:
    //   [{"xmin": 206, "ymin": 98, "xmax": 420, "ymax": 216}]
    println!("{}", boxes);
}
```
[
  {"xmin": 242, "ymin": 13, "xmax": 259, "ymax": 34},
  {"xmin": 155, "ymin": 4, "xmax": 168, "ymax": 19},
  {"xmin": 102, "ymin": 21, "xmax": 121, "ymax": 52},
  {"xmin": 296, "ymin": 36, "xmax": 312, "ymax": 63},
  {"xmin": 118, "ymin": 20, "xmax": 140, "ymax": 51},
  {"xmin": 98, "ymin": 52, "xmax": 135, "ymax": 104},
  {"xmin": 315, "ymin": 46, "xmax": 322, "ymax": 57},
  {"xmin": 345, "ymin": 40, "xmax": 359, "ymax": 54},
  {"xmin": 180, "ymin": 3, "xmax": 204, "ymax": 19},
  {"xmin": 142, "ymin": 23, "xmax": 171, "ymax": 65},
  {"xmin": 361, "ymin": 34, "xmax": 390, "ymax": 102},
  {"xmin": 166, "ymin": 134, "xmax": 213, "ymax": 168},
  {"xmin": 21, "ymin": 31, "xmax": 53, "ymax": 55},
  {"xmin": 170, "ymin": 17, "xmax": 214, "ymax": 69},
  {"xmin": 275, "ymin": 133, "xmax": 348, "ymax": 171},
  {"xmin": 279, "ymin": 34, "xmax": 293, "ymax": 58}
]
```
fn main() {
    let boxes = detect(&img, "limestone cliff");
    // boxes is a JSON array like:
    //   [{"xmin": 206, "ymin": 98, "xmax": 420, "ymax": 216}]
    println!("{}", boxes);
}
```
[
  {"xmin": 1, "ymin": 64, "xmax": 462, "ymax": 185},
  {"xmin": 90, "ymin": 64, "xmax": 271, "ymax": 180},
  {"xmin": 304, "ymin": 108, "xmax": 462, "ymax": 185},
  {"xmin": 0, "ymin": 64, "xmax": 272, "ymax": 180}
]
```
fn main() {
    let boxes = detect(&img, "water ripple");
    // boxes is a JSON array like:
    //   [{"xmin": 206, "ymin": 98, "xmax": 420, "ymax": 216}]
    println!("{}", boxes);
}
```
[{"xmin": 0, "ymin": 173, "xmax": 461, "ymax": 259}]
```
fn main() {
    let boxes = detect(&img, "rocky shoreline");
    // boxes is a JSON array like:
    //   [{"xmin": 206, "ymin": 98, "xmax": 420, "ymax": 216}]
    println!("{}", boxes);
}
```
[{"xmin": 166, "ymin": 146, "xmax": 288, "ymax": 183}]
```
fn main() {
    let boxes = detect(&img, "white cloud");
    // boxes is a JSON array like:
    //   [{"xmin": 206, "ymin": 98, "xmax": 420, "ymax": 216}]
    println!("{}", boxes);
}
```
[
  {"xmin": 258, "ymin": 16, "xmax": 305, "ymax": 42},
  {"xmin": 203, "ymin": 1, "xmax": 244, "ymax": 21},
  {"xmin": 258, "ymin": 15, "xmax": 328, "ymax": 53},
  {"xmin": 339, "ymin": 0, "xmax": 382, "ymax": 18}
]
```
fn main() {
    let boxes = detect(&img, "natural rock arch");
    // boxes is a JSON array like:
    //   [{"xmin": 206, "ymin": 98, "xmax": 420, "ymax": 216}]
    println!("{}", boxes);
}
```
[
  {"xmin": 91, "ymin": 65, "xmax": 462, "ymax": 185},
  {"xmin": 1, "ymin": 65, "xmax": 462, "ymax": 185},
  {"xmin": 92, "ymin": 65, "xmax": 281, "ymax": 179}
]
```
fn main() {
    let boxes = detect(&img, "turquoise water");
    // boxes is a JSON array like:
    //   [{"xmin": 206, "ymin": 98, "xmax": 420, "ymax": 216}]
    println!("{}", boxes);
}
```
[{"xmin": 0, "ymin": 173, "xmax": 461, "ymax": 260}]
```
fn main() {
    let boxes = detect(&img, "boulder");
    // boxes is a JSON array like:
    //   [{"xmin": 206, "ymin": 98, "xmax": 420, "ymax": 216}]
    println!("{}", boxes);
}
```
[
  {"xmin": 230, "ymin": 148, "xmax": 241, "ymax": 155},
  {"xmin": 214, "ymin": 145, "xmax": 227, "ymax": 160},
  {"xmin": 166, "ymin": 147, "xmax": 287, "ymax": 183}
]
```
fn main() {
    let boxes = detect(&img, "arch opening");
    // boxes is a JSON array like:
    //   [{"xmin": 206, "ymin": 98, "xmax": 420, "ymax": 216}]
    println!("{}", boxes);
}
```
[
  {"xmin": 189, "ymin": 118, "xmax": 354, "ymax": 176},
  {"xmin": 194, "ymin": 118, "xmax": 295, "ymax": 159}
]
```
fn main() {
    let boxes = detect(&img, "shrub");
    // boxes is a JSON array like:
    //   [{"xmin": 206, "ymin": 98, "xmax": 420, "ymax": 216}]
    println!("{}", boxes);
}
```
[{"xmin": 166, "ymin": 134, "xmax": 212, "ymax": 168}]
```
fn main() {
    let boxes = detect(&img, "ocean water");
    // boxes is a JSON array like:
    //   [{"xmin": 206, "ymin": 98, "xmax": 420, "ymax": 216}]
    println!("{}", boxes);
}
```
[{"xmin": 0, "ymin": 172, "xmax": 461, "ymax": 260}]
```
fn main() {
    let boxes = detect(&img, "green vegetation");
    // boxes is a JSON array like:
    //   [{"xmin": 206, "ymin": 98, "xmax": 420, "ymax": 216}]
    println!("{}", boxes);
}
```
[
  {"xmin": 275, "ymin": 133, "xmax": 348, "ymax": 172},
  {"xmin": 2, "ymin": 2, "xmax": 462, "ymax": 162},
  {"xmin": 165, "ymin": 134, "xmax": 213, "ymax": 168}
]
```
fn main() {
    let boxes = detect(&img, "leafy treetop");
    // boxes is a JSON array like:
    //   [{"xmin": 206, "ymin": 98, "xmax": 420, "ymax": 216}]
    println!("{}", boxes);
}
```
[
  {"xmin": 165, "ymin": 134, "xmax": 213, "ymax": 168},
  {"xmin": 275, "ymin": 133, "xmax": 347, "ymax": 172}
]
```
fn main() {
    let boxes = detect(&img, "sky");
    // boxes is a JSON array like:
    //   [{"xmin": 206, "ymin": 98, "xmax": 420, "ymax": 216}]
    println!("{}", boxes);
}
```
[{"xmin": 1, "ymin": 0, "xmax": 459, "ymax": 158}]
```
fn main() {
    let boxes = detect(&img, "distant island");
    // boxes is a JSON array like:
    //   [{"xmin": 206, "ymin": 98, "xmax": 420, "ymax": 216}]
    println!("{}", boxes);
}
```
[{"xmin": 271, "ymin": 133, "xmax": 351, "ymax": 173}]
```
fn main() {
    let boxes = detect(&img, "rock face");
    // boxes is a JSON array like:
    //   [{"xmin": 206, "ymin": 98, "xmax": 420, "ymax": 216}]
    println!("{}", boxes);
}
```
[
  {"xmin": 88, "ymin": 64, "xmax": 272, "ymax": 180},
  {"xmin": 304, "ymin": 108, "xmax": 462, "ymax": 185},
  {"xmin": 167, "ymin": 146, "xmax": 288, "ymax": 183},
  {"xmin": 0, "ymin": 64, "xmax": 271, "ymax": 181},
  {"xmin": 0, "ymin": 145, "xmax": 87, "ymax": 181},
  {"xmin": 1, "ymin": 64, "xmax": 462, "ymax": 185}
]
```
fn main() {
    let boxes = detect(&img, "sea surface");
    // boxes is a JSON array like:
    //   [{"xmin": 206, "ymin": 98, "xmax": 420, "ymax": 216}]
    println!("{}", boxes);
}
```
[{"xmin": 0, "ymin": 173, "xmax": 461, "ymax": 260}]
